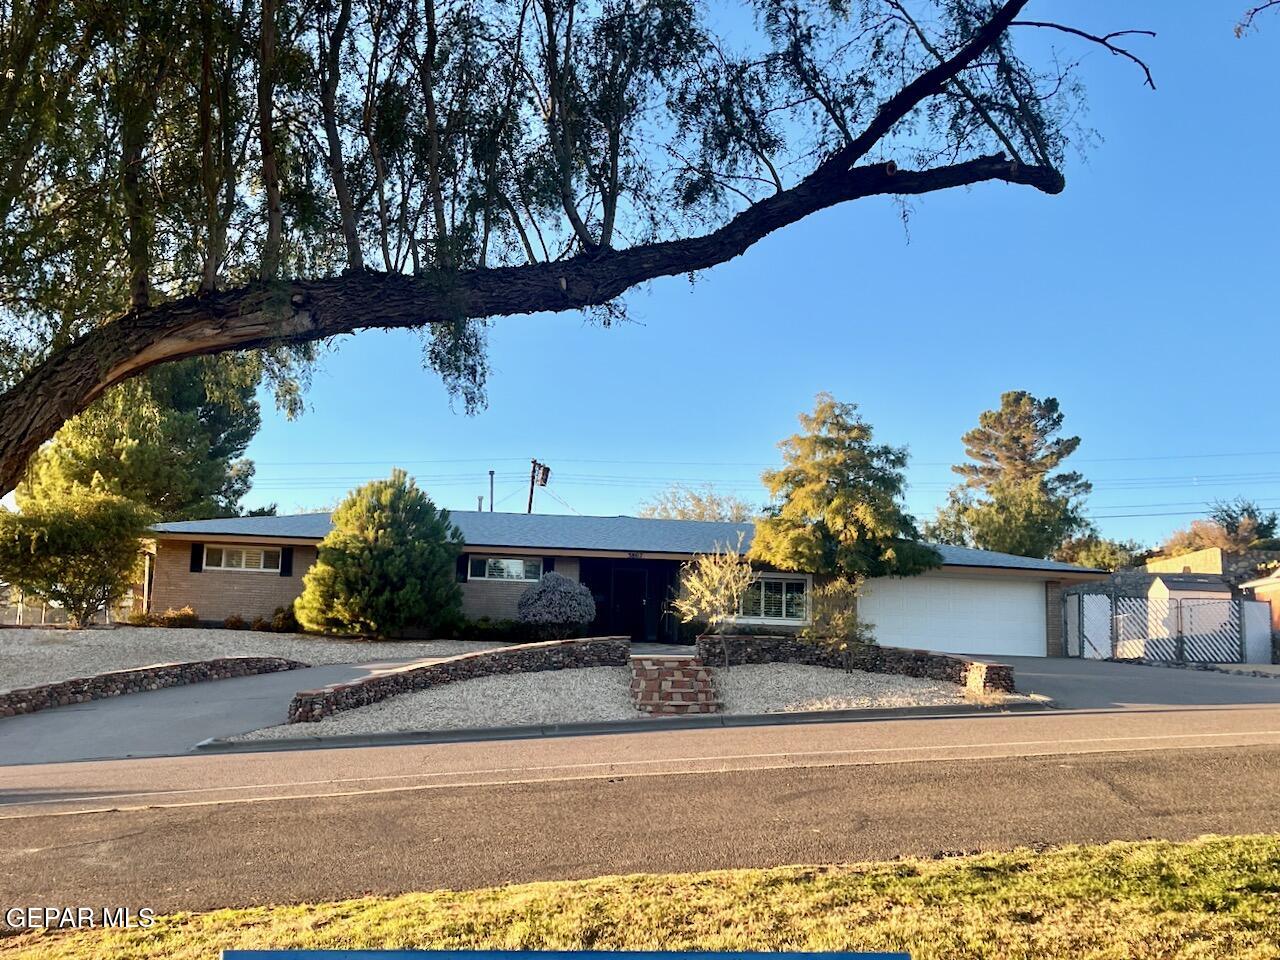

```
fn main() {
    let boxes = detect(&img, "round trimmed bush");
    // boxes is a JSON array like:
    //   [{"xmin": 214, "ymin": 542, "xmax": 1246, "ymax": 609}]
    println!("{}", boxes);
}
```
[{"xmin": 516, "ymin": 572, "xmax": 597, "ymax": 640}]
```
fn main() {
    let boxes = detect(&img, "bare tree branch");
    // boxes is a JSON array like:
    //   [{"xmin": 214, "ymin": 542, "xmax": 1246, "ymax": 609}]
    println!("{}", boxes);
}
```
[{"xmin": 1011, "ymin": 21, "xmax": 1157, "ymax": 90}]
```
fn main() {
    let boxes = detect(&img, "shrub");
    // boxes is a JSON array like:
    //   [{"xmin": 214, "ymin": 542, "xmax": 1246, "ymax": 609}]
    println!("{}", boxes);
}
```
[
  {"xmin": 250, "ymin": 616, "xmax": 270, "ymax": 632},
  {"xmin": 294, "ymin": 470, "xmax": 463, "ymax": 638},
  {"xmin": 452, "ymin": 617, "xmax": 542, "ymax": 645},
  {"xmin": 126, "ymin": 609, "xmax": 153, "ymax": 627},
  {"xmin": 156, "ymin": 605, "xmax": 199, "ymax": 628},
  {"xmin": 671, "ymin": 535, "xmax": 754, "ymax": 637},
  {"xmin": 516, "ymin": 573, "xmax": 597, "ymax": 640},
  {"xmin": 0, "ymin": 487, "xmax": 153, "ymax": 628},
  {"xmin": 223, "ymin": 614, "xmax": 248, "ymax": 630},
  {"xmin": 801, "ymin": 577, "xmax": 875, "ymax": 653},
  {"xmin": 269, "ymin": 605, "xmax": 299, "ymax": 633}
]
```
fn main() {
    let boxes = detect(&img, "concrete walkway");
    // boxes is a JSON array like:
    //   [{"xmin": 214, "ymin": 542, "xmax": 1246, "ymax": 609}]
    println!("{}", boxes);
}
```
[{"xmin": 0, "ymin": 661, "xmax": 419, "ymax": 765}]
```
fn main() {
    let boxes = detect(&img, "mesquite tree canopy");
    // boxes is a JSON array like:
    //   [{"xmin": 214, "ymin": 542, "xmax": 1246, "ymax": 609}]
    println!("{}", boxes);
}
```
[{"xmin": 0, "ymin": 0, "xmax": 1152, "ymax": 492}]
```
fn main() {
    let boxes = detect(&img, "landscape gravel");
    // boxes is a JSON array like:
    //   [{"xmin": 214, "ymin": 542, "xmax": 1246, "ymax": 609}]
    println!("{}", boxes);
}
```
[
  {"xmin": 0, "ymin": 626, "xmax": 505, "ymax": 692},
  {"xmin": 713, "ymin": 662, "xmax": 973, "ymax": 713},
  {"xmin": 231, "ymin": 666, "xmax": 641, "ymax": 740}
]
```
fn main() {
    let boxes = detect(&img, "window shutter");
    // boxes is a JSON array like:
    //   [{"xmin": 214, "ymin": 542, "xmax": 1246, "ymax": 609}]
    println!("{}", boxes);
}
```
[
  {"xmin": 280, "ymin": 546, "xmax": 294, "ymax": 577},
  {"xmin": 456, "ymin": 555, "xmax": 469, "ymax": 582},
  {"xmin": 190, "ymin": 543, "xmax": 204, "ymax": 573},
  {"xmin": 543, "ymin": 556, "xmax": 556, "ymax": 573}
]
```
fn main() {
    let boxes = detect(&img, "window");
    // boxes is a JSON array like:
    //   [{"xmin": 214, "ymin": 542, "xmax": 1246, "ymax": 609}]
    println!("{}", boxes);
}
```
[
  {"xmin": 739, "ymin": 575, "xmax": 809, "ymax": 622},
  {"xmin": 205, "ymin": 545, "xmax": 281, "ymax": 572},
  {"xmin": 468, "ymin": 556, "xmax": 542, "ymax": 581}
]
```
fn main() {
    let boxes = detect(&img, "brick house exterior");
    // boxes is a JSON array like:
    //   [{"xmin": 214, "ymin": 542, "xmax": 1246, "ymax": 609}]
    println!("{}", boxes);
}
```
[{"xmin": 148, "ymin": 511, "xmax": 1103, "ymax": 655}]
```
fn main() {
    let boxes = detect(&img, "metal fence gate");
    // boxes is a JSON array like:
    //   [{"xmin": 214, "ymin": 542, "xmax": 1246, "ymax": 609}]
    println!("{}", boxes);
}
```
[{"xmin": 1064, "ymin": 593, "xmax": 1245, "ymax": 663}]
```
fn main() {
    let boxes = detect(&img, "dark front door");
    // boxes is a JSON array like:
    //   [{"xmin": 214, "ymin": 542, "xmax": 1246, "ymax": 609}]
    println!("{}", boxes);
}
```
[{"xmin": 611, "ymin": 568, "xmax": 649, "ymax": 641}]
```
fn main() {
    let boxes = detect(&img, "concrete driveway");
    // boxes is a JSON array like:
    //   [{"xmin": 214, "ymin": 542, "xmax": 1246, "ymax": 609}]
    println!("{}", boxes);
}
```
[
  {"xmin": 991, "ymin": 656, "xmax": 1280, "ymax": 709},
  {"xmin": 0, "ymin": 661, "xmax": 418, "ymax": 766}
]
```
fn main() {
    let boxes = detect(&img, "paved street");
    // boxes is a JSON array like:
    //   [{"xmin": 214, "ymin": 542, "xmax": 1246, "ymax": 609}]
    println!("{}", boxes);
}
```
[
  {"xmin": 6, "ymin": 652, "xmax": 1280, "ymax": 766},
  {"xmin": 5, "ymin": 703, "xmax": 1280, "ymax": 912}
]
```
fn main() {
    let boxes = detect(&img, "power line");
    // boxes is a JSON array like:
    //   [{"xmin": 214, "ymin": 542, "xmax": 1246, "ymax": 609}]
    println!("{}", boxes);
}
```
[{"xmin": 252, "ymin": 448, "xmax": 1280, "ymax": 469}]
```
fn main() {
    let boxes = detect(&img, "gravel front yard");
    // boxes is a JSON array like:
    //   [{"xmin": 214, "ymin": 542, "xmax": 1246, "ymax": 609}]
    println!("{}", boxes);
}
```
[
  {"xmin": 232, "ymin": 666, "xmax": 641, "ymax": 740},
  {"xmin": 713, "ymin": 662, "xmax": 972, "ymax": 713},
  {"xmin": 0, "ymin": 626, "xmax": 506, "ymax": 692},
  {"xmin": 231, "ymin": 660, "xmax": 1003, "ymax": 742}
]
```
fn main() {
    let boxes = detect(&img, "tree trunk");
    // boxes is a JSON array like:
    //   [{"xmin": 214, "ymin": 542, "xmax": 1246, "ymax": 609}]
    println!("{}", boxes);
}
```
[{"xmin": 258, "ymin": 0, "xmax": 282, "ymax": 280}]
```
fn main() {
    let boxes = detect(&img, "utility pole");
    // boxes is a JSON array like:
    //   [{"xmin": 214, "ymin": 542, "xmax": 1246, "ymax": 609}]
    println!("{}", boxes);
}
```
[
  {"xmin": 488, "ymin": 470, "xmax": 495, "ymax": 512},
  {"xmin": 527, "ymin": 459, "xmax": 550, "ymax": 513}
]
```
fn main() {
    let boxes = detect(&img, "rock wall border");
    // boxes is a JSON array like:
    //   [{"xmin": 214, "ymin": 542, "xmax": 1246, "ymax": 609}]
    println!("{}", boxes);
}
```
[
  {"xmin": 695, "ymin": 634, "xmax": 1015, "ymax": 695},
  {"xmin": 0, "ymin": 657, "xmax": 308, "ymax": 718},
  {"xmin": 288, "ymin": 635, "xmax": 631, "ymax": 722}
]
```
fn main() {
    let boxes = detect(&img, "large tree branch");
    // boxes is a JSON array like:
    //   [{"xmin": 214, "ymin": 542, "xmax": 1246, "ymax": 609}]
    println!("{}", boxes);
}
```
[{"xmin": 0, "ymin": 153, "xmax": 1061, "ymax": 494}]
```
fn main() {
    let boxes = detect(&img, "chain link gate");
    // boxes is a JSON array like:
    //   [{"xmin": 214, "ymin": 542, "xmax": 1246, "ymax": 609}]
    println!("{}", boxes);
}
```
[{"xmin": 1064, "ymin": 593, "xmax": 1245, "ymax": 663}]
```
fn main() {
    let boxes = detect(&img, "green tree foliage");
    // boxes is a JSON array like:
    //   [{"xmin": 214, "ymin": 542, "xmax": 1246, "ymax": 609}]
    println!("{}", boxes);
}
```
[
  {"xmin": 1054, "ymin": 534, "xmax": 1147, "ymax": 572},
  {"xmin": 0, "ymin": 487, "xmax": 152, "ymax": 626},
  {"xmin": 0, "ymin": 0, "xmax": 1155, "ymax": 493},
  {"xmin": 19, "ymin": 357, "xmax": 264, "ymax": 520},
  {"xmin": 751, "ymin": 394, "xmax": 941, "ymax": 578},
  {"xmin": 294, "ymin": 470, "xmax": 463, "ymax": 638},
  {"xmin": 638, "ymin": 484, "xmax": 755, "ymax": 522},
  {"xmin": 927, "ymin": 391, "xmax": 1091, "ymax": 558},
  {"xmin": 1211, "ymin": 497, "xmax": 1279, "ymax": 542}
]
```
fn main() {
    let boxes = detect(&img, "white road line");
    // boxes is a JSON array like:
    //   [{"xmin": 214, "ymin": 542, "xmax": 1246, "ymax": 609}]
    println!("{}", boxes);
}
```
[{"xmin": 4, "ymin": 731, "xmax": 1280, "ymax": 820}]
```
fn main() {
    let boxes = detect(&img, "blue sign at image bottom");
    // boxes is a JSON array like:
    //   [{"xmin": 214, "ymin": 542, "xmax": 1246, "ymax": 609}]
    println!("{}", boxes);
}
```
[{"xmin": 224, "ymin": 952, "xmax": 908, "ymax": 960}]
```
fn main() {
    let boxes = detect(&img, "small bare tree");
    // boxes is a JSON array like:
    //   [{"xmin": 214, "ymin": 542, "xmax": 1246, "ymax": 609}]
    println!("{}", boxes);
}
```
[{"xmin": 671, "ymin": 534, "xmax": 755, "ymax": 669}]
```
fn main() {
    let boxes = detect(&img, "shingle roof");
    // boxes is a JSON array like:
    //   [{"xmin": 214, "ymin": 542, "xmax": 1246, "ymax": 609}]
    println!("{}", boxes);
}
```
[{"xmin": 151, "ymin": 510, "xmax": 1101, "ymax": 574}]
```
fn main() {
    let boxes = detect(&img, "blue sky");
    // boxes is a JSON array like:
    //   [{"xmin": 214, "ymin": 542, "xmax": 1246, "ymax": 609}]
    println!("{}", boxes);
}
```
[{"xmin": 242, "ymin": 1, "xmax": 1280, "ymax": 548}]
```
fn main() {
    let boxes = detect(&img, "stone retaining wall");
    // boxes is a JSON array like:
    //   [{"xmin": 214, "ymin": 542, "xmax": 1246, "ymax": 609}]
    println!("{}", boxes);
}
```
[
  {"xmin": 0, "ymin": 657, "xmax": 308, "ymax": 718},
  {"xmin": 694, "ymin": 634, "xmax": 1015, "ymax": 695},
  {"xmin": 288, "ymin": 635, "xmax": 631, "ymax": 722}
]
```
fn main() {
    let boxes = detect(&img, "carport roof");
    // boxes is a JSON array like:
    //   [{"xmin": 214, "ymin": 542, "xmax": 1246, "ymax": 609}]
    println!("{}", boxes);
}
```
[{"xmin": 152, "ymin": 510, "xmax": 1102, "ymax": 574}]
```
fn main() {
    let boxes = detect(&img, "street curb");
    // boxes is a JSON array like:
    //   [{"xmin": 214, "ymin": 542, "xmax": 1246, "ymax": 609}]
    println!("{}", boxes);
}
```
[{"xmin": 194, "ymin": 697, "xmax": 1058, "ymax": 754}]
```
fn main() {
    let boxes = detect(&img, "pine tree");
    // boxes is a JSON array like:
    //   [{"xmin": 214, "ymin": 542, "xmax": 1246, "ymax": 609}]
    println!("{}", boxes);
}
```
[
  {"xmin": 927, "ymin": 391, "xmax": 1092, "ymax": 559},
  {"xmin": 294, "ymin": 470, "xmax": 464, "ymax": 638},
  {"xmin": 751, "ymin": 394, "xmax": 940, "ymax": 578},
  {"xmin": 18, "ymin": 357, "xmax": 263, "ymax": 521}
]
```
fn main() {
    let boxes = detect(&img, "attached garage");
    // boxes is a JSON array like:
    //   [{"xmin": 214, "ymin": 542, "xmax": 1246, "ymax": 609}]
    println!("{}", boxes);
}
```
[{"xmin": 859, "ymin": 571, "xmax": 1053, "ymax": 658}]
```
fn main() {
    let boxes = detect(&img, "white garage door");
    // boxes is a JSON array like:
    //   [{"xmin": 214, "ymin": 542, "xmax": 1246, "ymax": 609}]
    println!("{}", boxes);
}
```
[{"xmin": 858, "ymin": 574, "xmax": 1048, "ymax": 657}]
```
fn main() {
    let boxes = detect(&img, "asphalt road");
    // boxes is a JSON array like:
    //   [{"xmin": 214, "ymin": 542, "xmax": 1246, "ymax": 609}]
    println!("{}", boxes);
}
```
[
  {"xmin": 5, "ymin": 704, "xmax": 1280, "ymax": 913},
  {"xmin": 7, "ymin": 651, "xmax": 1280, "ymax": 766}
]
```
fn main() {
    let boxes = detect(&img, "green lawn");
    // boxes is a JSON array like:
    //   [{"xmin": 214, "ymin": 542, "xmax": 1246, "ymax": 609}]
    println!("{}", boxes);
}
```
[{"xmin": 5, "ymin": 835, "xmax": 1280, "ymax": 959}]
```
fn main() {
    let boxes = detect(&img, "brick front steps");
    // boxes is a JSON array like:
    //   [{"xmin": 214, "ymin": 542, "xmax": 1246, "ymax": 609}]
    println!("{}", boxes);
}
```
[{"xmin": 629, "ymin": 654, "xmax": 721, "ymax": 715}]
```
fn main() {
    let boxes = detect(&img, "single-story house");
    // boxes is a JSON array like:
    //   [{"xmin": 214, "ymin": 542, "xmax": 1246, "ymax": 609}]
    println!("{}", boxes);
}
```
[{"xmin": 146, "ymin": 511, "xmax": 1103, "ymax": 657}]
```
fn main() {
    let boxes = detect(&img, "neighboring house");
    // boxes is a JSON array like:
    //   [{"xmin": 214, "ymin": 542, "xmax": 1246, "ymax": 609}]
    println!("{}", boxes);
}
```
[
  {"xmin": 1144, "ymin": 546, "xmax": 1280, "ymax": 585},
  {"xmin": 147, "ymin": 511, "xmax": 1102, "ymax": 657},
  {"xmin": 1242, "ymin": 569, "xmax": 1280, "ymax": 636}
]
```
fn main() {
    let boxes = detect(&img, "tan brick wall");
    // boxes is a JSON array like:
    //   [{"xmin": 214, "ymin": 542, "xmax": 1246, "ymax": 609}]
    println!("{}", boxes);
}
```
[
  {"xmin": 150, "ymin": 540, "xmax": 317, "ymax": 622},
  {"xmin": 1045, "ymin": 579, "xmax": 1064, "ymax": 657},
  {"xmin": 460, "ymin": 556, "xmax": 581, "ymax": 621}
]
